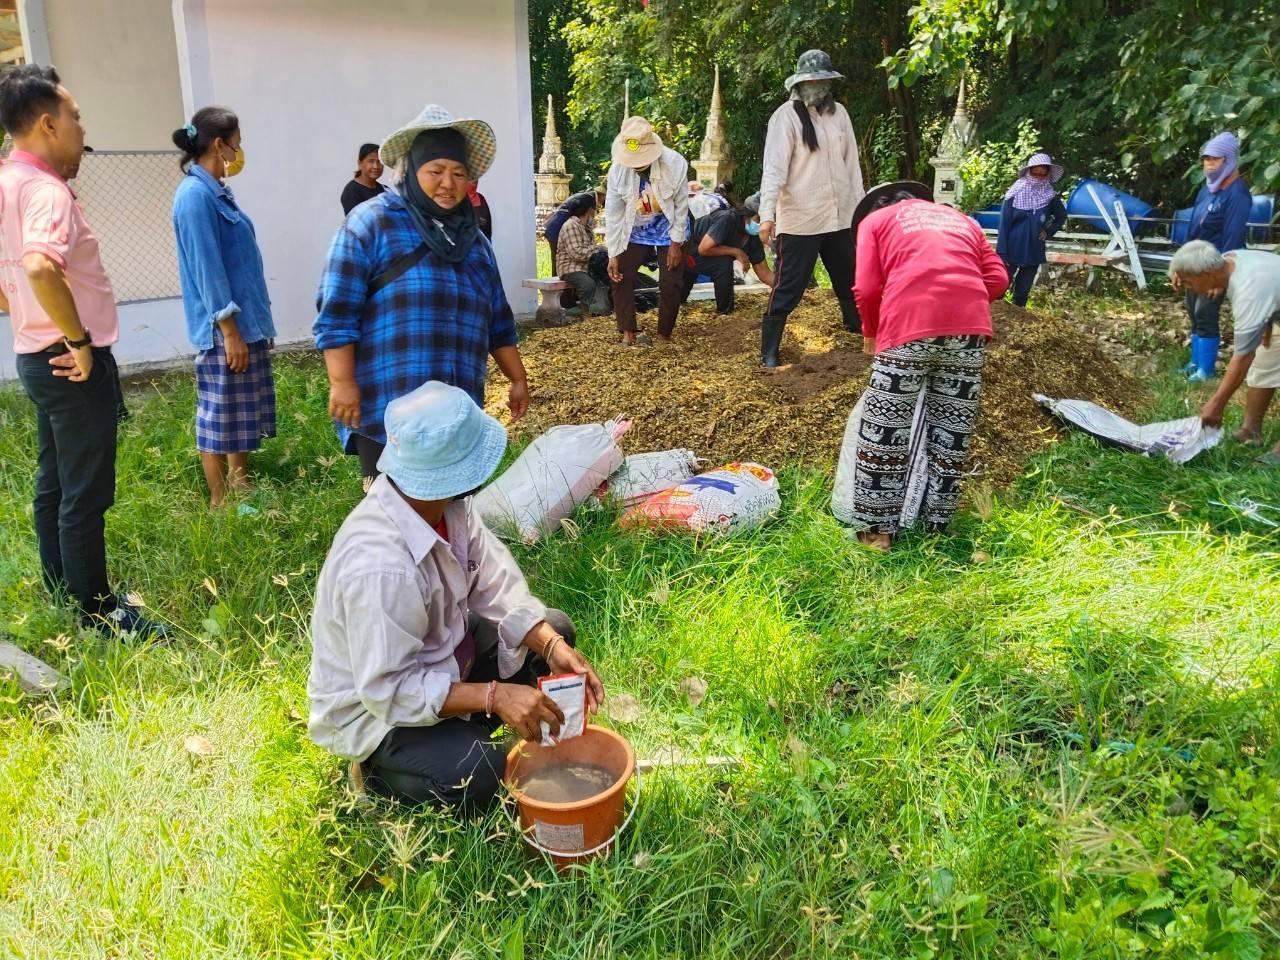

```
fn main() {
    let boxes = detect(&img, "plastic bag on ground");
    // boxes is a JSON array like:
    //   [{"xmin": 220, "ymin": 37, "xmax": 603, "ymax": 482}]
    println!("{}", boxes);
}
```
[
  {"xmin": 619, "ymin": 462, "xmax": 780, "ymax": 534},
  {"xmin": 474, "ymin": 420, "xmax": 630, "ymax": 543},
  {"xmin": 595, "ymin": 449, "xmax": 699, "ymax": 507},
  {"xmin": 831, "ymin": 391, "xmax": 930, "ymax": 530},
  {"xmin": 1034, "ymin": 394, "xmax": 1221, "ymax": 464}
]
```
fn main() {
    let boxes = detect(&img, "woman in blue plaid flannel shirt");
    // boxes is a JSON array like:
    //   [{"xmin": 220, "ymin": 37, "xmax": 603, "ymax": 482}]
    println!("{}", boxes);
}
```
[{"xmin": 314, "ymin": 106, "xmax": 529, "ymax": 486}]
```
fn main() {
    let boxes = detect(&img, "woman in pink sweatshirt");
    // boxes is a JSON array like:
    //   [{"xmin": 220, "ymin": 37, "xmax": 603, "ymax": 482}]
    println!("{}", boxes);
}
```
[{"xmin": 848, "ymin": 182, "xmax": 1010, "ymax": 551}]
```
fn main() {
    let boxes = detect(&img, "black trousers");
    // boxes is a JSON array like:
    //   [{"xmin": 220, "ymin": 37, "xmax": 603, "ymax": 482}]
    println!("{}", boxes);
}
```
[
  {"xmin": 364, "ymin": 609, "xmax": 577, "ymax": 812},
  {"xmin": 15, "ymin": 347, "xmax": 122, "ymax": 616},
  {"xmin": 1185, "ymin": 289, "xmax": 1223, "ymax": 338},
  {"xmin": 1008, "ymin": 264, "xmax": 1039, "ymax": 307},
  {"xmin": 681, "ymin": 254, "xmax": 737, "ymax": 313},
  {"xmin": 765, "ymin": 229, "xmax": 859, "ymax": 332},
  {"xmin": 353, "ymin": 434, "xmax": 384, "ymax": 480}
]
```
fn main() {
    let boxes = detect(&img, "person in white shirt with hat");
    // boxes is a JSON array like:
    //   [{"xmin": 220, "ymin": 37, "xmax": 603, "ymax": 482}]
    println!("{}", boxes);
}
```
[
  {"xmin": 308, "ymin": 380, "xmax": 605, "ymax": 811},
  {"xmin": 604, "ymin": 116, "xmax": 690, "ymax": 345}
]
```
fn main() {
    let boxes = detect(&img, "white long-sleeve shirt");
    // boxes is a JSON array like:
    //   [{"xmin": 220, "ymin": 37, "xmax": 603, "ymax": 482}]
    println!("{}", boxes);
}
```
[
  {"xmin": 604, "ymin": 146, "xmax": 690, "ymax": 256},
  {"xmin": 308, "ymin": 475, "xmax": 548, "ymax": 761},
  {"xmin": 758, "ymin": 97, "xmax": 865, "ymax": 236}
]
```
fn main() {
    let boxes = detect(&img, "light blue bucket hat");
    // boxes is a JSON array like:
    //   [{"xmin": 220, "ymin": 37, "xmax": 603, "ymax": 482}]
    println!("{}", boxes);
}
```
[{"xmin": 377, "ymin": 381, "xmax": 507, "ymax": 501}]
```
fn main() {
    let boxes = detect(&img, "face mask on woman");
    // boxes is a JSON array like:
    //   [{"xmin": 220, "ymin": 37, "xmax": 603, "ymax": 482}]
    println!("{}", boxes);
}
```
[
  {"xmin": 746, "ymin": 220, "xmax": 761, "ymax": 237},
  {"xmin": 223, "ymin": 144, "xmax": 245, "ymax": 178},
  {"xmin": 798, "ymin": 81, "xmax": 832, "ymax": 108}
]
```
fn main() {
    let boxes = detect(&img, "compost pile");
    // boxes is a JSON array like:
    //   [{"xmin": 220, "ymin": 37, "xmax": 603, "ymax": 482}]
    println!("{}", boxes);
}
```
[{"xmin": 485, "ymin": 291, "xmax": 1146, "ymax": 484}]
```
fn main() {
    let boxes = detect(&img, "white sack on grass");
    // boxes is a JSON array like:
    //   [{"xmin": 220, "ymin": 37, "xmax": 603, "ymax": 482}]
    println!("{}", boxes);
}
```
[
  {"xmin": 619, "ymin": 462, "xmax": 780, "ymax": 534},
  {"xmin": 1034, "ymin": 394, "xmax": 1221, "ymax": 464},
  {"xmin": 595, "ymin": 449, "xmax": 700, "ymax": 507},
  {"xmin": 474, "ymin": 420, "xmax": 630, "ymax": 543},
  {"xmin": 831, "ymin": 391, "xmax": 931, "ymax": 530}
]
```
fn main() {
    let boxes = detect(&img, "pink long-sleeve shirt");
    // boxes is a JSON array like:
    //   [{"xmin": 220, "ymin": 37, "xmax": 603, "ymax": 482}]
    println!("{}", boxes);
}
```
[{"xmin": 854, "ymin": 200, "xmax": 1009, "ymax": 353}]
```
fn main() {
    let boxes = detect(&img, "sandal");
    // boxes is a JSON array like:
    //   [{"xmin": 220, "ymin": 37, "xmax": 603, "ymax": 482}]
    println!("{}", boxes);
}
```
[
  {"xmin": 1233, "ymin": 428, "xmax": 1263, "ymax": 447},
  {"xmin": 1255, "ymin": 450, "xmax": 1280, "ymax": 467}
]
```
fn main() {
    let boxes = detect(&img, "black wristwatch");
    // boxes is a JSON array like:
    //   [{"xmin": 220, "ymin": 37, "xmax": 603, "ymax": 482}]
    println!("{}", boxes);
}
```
[{"xmin": 64, "ymin": 331, "xmax": 92, "ymax": 349}]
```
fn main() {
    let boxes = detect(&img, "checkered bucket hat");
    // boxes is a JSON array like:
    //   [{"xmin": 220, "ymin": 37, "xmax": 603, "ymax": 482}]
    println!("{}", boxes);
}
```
[{"xmin": 379, "ymin": 104, "xmax": 497, "ymax": 179}]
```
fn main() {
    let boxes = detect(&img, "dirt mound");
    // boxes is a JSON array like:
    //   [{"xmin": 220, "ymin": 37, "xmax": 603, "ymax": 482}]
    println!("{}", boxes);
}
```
[{"xmin": 485, "ymin": 291, "xmax": 1146, "ymax": 484}]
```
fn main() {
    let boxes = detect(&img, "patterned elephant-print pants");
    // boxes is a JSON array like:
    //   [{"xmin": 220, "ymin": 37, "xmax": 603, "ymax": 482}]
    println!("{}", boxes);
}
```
[{"xmin": 853, "ymin": 334, "xmax": 987, "ymax": 535}]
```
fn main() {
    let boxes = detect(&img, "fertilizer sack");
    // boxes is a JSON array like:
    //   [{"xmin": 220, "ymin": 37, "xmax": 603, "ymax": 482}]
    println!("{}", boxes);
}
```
[
  {"xmin": 619, "ymin": 462, "xmax": 780, "ymax": 534},
  {"xmin": 538, "ymin": 673, "xmax": 587, "ymax": 746},
  {"xmin": 595, "ymin": 449, "xmax": 700, "ymax": 507},
  {"xmin": 475, "ymin": 420, "xmax": 630, "ymax": 543},
  {"xmin": 1034, "ymin": 394, "xmax": 1221, "ymax": 464},
  {"xmin": 831, "ymin": 391, "xmax": 930, "ymax": 530}
]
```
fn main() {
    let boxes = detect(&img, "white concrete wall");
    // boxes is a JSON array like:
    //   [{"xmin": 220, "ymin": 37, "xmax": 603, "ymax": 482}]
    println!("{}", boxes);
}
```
[
  {"xmin": 35, "ymin": 0, "xmax": 185, "ymax": 150},
  {"xmin": 173, "ymin": 0, "xmax": 538, "ymax": 349}
]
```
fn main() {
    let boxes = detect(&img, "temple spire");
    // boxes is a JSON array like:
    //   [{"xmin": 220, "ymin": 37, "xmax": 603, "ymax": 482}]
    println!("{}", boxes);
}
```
[
  {"xmin": 623, "ymin": 79, "xmax": 630, "ymax": 119},
  {"xmin": 544, "ymin": 94, "xmax": 556, "ymax": 141}
]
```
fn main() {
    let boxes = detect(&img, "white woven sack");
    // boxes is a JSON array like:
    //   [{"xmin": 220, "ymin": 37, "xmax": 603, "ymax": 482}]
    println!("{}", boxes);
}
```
[
  {"xmin": 474, "ymin": 421, "xmax": 627, "ymax": 543},
  {"xmin": 620, "ymin": 462, "xmax": 780, "ymax": 534},
  {"xmin": 596, "ymin": 449, "xmax": 700, "ymax": 507}
]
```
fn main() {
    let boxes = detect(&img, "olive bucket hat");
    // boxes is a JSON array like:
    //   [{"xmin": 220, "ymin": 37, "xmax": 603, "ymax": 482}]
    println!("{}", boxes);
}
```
[
  {"xmin": 379, "ymin": 104, "xmax": 497, "ymax": 178},
  {"xmin": 784, "ymin": 49, "xmax": 844, "ymax": 92}
]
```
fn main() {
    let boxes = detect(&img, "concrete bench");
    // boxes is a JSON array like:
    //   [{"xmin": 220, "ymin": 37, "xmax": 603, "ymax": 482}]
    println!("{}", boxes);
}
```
[{"xmin": 523, "ymin": 278, "xmax": 573, "ymax": 325}]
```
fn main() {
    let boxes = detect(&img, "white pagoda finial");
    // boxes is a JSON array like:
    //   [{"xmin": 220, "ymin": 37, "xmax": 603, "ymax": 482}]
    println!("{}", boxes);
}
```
[
  {"xmin": 544, "ymin": 94, "xmax": 557, "ymax": 141},
  {"xmin": 624, "ymin": 79, "xmax": 630, "ymax": 119}
]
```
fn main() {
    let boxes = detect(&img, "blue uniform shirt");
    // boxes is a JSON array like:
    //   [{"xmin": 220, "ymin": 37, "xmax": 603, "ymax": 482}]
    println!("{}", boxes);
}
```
[
  {"xmin": 1188, "ymin": 177, "xmax": 1251, "ymax": 253},
  {"xmin": 996, "ymin": 196, "xmax": 1067, "ymax": 267}
]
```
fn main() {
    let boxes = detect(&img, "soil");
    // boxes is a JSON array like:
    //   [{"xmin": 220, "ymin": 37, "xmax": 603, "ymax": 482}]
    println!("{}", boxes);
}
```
[{"xmin": 485, "ymin": 289, "xmax": 1148, "ymax": 485}]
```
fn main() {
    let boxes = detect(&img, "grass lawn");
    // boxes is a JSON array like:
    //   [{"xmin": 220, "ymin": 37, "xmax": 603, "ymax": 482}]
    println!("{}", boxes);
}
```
[{"xmin": 1, "ymin": 289, "xmax": 1277, "ymax": 958}]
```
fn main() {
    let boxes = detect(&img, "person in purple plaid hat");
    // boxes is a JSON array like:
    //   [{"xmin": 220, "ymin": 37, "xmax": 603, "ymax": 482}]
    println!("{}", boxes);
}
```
[
  {"xmin": 996, "ymin": 152, "xmax": 1067, "ymax": 308},
  {"xmin": 172, "ymin": 106, "xmax": 277, "ymax": 510},
  {"xmin": 314, "ymin": 105, "xmax": 529, "ymax": 490}
]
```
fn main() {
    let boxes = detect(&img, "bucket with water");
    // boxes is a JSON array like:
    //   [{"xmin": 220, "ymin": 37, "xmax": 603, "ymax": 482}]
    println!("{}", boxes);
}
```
[
  {"xmin": 505, "ymin": 724, "xmax": 637, "ymax": 871},
  {"xmin": 1067, "ymin": 179, "xmax": 1155, "ymax": 235}
]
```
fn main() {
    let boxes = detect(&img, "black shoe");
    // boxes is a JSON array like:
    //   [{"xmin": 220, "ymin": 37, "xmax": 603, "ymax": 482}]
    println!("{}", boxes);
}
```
[
  {"xmin": 84, "ymin": 598, "xmax": 172, "ymax": 642},
  {"xmin": 761, "ymin": 315, "xmax": 785, "ymax": 368}
]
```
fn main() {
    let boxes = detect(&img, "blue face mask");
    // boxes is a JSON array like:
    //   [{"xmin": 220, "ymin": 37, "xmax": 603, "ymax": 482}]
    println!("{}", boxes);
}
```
[{"xmin": 746, "ymin": 221, "xmax": 761, "ymax": 237}]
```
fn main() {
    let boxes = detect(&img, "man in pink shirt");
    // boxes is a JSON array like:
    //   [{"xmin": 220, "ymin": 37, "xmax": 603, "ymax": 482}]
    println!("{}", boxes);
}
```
[
  {"xmin": 0, "ymin": 64, "xmax": 165, "ymax": 638},
  {"xmin": 847, "ymin": 181, "xmax": 1009, "ymax": 551}
]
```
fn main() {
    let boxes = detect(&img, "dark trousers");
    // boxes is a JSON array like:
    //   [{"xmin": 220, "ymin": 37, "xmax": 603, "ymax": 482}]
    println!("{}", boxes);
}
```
[
  {"xmin": 681, "ymin": 254, "xmax": 737, "ymax": 313},
  {"xmin": 561, "ymin": 271, "xmax": 609, "ymax": 315},
  {"xmin": 765, "ymin": 229, "xmax": 859, "ymax": 332},
  {"xmin": 15, "ymin": 347, "xmax": 121, "ymax": 616},
  {"xmin": 354, "ymin": 434, "xmax": 384, "ymax": 480},
  {"xmin": 1008, "ymin": 264, "xmax": 1039, "ymax": 307},
  {"xmin": 612, "ymin": 242, "xmax": 685, "ymax": 336},
  {"xmin": 1185, "ymin": 289, "xmax": 1223, "ymax": 338},
  {"xmin": 364, "ymin": 609, "xmax": 577, "ymax": 812}
]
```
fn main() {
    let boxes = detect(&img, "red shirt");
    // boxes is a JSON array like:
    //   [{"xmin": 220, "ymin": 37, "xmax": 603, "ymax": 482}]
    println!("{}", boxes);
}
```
[{"xmin": 854, "ymin": 200, "xmax": 1009, "ymax": 353}]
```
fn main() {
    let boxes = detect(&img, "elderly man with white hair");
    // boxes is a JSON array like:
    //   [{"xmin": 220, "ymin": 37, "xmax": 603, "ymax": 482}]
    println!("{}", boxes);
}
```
[{"xmin": 1169, "ymin": 239, "xmax": 1280, "ymax": 465}]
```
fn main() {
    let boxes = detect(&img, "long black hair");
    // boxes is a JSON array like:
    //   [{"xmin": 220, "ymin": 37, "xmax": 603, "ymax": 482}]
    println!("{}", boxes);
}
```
[
  {"xmin": 791, "ymin": 93, "xmax": 836, "ymax": 153},
  {"xmin": 172, "ymin": 106, "xmax": 239, "ymax": 172},
  {"xmin": 354, "ymin": 142, "xmax": 379, "ymax": 178}
]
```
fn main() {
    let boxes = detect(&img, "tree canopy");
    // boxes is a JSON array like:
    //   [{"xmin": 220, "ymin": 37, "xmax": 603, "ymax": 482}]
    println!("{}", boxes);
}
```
[{"xmin": 530, "ymin": 0, "xmax": 1280, "ymax": 212}]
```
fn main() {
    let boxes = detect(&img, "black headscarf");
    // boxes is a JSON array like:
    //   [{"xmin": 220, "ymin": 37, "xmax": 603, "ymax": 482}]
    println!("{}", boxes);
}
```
[{"xmin": 397, "ymin": 129, "xmax": 479, "ymax": 264}]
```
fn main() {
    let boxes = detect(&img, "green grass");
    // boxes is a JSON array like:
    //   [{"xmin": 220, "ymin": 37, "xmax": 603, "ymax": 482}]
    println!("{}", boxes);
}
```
[{"xmin": 1, "ymin": 294, "xmax": 1278, "ymax": 957}]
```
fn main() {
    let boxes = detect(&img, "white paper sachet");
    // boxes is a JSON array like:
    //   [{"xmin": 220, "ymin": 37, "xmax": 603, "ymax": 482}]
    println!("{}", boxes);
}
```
[{"xmin": 538, "ymin": 673, "xmax": 587, "ymax": 747}]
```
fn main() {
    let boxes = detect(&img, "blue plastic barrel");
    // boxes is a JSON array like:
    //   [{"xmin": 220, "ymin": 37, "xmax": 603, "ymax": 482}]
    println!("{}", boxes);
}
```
[
  {"xmin": 1067, "ymin": 178, "xmax": 1155, "ymax": 235},
  {"xmin": 1171, "ymin": 207, "xmax": 1193, "ymax": 244},
  {"xmin": 1249, "ymin": 194, "xmax": 1275, "ymax": 244},
  {"xmin": 973, "ymin": 204, "xmax": 1001, "ymax": 229}
]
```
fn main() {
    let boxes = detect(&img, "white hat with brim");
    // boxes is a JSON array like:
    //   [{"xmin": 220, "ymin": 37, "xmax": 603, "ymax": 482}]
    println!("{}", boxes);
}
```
[
  {"xmin": 379, "ymin": 104, "xmax": 497, "ymax": 179},
  {"xmin": 376, "ymin": 381, "xmax": 508, "ymax": 502},
  {"xmin": 1017, "ymin": 152, "xmax": 1064, "ymax": 183},
  {"xmin": 611, "ymin": 116, "xmax": 665, "ymax": 169}
]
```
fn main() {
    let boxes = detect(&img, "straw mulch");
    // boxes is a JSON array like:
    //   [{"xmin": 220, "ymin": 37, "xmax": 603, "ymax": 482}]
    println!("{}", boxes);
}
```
[{"xmin": 485, "ymin": 289, "xmax": 1146, "ymax": 484}]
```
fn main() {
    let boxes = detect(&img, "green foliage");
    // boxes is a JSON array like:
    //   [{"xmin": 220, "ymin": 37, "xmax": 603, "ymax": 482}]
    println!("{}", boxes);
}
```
[
  {"xmin": 957, "ymin": 119, "xmax": 1042, "ymax": 212},
  {"xmin": 867, "ymin": 110, "xmax": 907, "ymax": 185}
]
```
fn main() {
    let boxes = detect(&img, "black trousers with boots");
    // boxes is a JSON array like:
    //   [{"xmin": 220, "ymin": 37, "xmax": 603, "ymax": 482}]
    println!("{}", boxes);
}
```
[{"xmin": 763, "ymin": 229, "xmax": 860, "ymax": 334}]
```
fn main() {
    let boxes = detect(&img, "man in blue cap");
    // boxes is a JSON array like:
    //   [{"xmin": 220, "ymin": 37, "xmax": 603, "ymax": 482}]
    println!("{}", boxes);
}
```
[{"xmin": 308, "ymin": 381, "xmax": 605, "ymax": 811}]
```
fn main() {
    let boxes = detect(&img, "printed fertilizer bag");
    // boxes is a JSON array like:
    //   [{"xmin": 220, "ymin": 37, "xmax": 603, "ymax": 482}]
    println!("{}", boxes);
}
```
[
  {"xmin": 595, "ymin": 449, "xmax": 700, "ymax": 507},
  {"xmin": 1034, "ymin": 394, "xmax": 1221, "ymax": 464},
  {"xmin": 475, "ymin": 420, "xmax": 630, "ymax": 544},
  {"xmin": 538, "ymin": 673, "xmax": 587, "ymax": 746},
  {"xmin": 619, "ymin": 462, "xmax": 780, "ymax": 534}
]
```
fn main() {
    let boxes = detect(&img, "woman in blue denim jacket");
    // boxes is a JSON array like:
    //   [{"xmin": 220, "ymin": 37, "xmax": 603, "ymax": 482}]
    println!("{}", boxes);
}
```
[{"xmin": 171, "ymin": 107, "xmax": 277, "ymax": 509}]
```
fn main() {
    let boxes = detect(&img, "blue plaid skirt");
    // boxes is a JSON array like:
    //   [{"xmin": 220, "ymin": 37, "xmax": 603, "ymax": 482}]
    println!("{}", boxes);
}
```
[{"xmin": 194, "ymin": 338, "xmax": 277, "ymax": 454}]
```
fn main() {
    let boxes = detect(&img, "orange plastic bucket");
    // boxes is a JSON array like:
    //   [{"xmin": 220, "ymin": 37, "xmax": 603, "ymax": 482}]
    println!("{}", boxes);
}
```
[{"xmin": 504, "ymin": 724, "xmax": 637, "ymax": 871}]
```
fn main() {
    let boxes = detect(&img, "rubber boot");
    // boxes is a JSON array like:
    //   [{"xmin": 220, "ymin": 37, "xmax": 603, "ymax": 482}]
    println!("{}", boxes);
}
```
[
  {"xmin": 761, "ymin": 315, "xmax": 785, "ymax": 368},
  {"xmin": 1181, "ymin": 335, "xmax": 1200, "ymax": 375},
  {"xmin": 839, "ymin": 299, "xmax": 862, "ymax": 335},
  {"xmin": 1188, "ymin": 336, "xmax": 1219, "ymax": 383}
]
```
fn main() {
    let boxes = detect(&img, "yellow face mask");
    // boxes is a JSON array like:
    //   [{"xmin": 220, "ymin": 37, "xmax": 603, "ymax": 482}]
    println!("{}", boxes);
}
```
[{"xmin": 223, "ymin": 146, "xmax": 245, "ymax": 178}]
